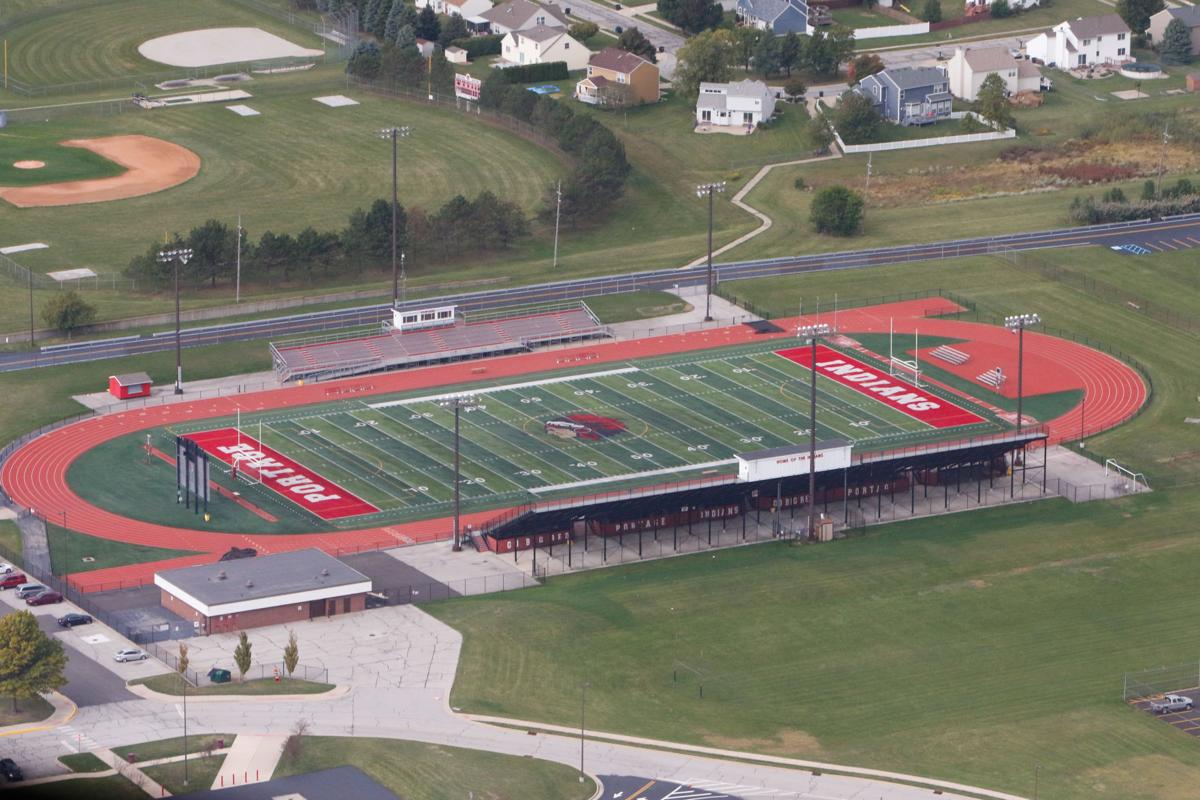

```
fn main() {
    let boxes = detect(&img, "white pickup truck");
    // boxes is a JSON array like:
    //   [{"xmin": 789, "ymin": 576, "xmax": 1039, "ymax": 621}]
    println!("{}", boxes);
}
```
[{"xmin": 1151, "ymin": 694, "xmax": 1194, "ymax": 714}]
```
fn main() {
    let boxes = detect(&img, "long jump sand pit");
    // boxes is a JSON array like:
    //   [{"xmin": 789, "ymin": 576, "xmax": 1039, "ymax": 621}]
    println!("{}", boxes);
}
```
[
  {"xmin": 0, "ymin": 135, "xmax": 200, "ymax": 208},
  {"xmin": 139, "ymin": 27, "xmax": 322, "ymax": 68}
]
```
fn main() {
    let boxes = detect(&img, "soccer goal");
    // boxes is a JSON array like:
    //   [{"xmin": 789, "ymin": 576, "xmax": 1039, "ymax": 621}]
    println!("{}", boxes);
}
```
[{"xmin": 1105, "ymin": 459, "xmax": 1149, "ymax": 491}]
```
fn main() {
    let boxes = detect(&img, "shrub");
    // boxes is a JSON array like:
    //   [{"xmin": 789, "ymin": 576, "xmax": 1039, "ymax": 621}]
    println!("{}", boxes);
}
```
[
  {"xmin": 450, "ymin": 34, "xmax": 502, "ymax": 59},
  {"xmin": 492, "ymin": 61, "xmax": 570, "ymax": 83},
  {"xmin": 810, "ymin": 185, "xmax": 865, "ymax": 236},
  {"xmin": 921, "ymin": 0, "xmax": 943, "ymax": 23}
]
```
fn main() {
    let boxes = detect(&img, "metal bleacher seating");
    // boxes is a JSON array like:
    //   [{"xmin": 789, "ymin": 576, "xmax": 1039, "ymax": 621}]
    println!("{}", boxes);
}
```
[{"xmin": 930, "ymin": 345, "xmax": 970, "ymax": 366}]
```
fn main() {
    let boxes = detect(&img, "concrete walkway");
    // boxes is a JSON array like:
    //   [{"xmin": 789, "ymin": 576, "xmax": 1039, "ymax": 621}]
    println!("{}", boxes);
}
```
[{"xmin": 211, "ymin": 733, "xmax": 286, "ymax": 789}]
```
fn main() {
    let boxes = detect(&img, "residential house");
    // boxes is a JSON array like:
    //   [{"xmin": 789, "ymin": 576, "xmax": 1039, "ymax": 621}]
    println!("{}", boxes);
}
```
[
  {"xmin": 1026, "ymin": 14, "xmax": 1132, "ymax": 68},
  {"xmin": 500, "ymin": 25, "xmax": 589, "ymax": 71},
  {"xmin": 1149, "ymin": 7, "xmax": 1200, "ymax": 56},
  {"xmin": 416, "ymin": 0, "xmax": 492, "ymax": 18},
  {"xmin": 856, "ymin": 66, "xmax": 952, "ymax": 126},
  {"xmin": 947, "ymin": 46, "xmax": 1047, "ymax": 101},
  {"xmin": 575, "ymin": 47, "xmax": 660, "ymax": 106},
  {"xmin": 695, "ymin": 79, "xmax": 777, "ymax": 129},
  {"xmin": 736, "ymin": 0, "xmax": 810, "ymax": 36},
  {"xmin": 480, "ymin": 0, "xmax": 570, "ymax": 36}
]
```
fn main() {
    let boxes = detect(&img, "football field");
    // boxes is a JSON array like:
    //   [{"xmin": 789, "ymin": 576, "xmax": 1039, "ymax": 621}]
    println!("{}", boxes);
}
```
[{"xmin": 170, "ymin": 340, "xmax": 1000, "ymax": 524}]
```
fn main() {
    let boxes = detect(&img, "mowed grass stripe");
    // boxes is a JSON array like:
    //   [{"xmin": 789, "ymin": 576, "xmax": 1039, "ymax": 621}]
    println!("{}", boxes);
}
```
[{"xmin": 365, "ymin": 409, "xmax": 505, "ymax": 503}]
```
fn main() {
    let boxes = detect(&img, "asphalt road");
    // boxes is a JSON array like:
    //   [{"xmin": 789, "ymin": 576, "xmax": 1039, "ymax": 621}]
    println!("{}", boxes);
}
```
[
  {"xmin": 601, "ymin": 774, "xmax": 751, "ymax": 799},
  {"xmin": 3, "ymin": 214, "xmax": 1198, "ymax": 375},
  {"xmin": 559, "ymin": 0, "xmax": 684, "ymax": 78}
]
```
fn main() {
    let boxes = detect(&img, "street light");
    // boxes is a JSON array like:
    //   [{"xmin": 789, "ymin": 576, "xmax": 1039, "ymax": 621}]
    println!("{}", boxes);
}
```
[
  {"xmin": 798, "ymin": 323, "xmax": 832, "ymax": 540},
  {"xmin": 438, "ymin": 394, "xmax": 477, "ymax": 552},
  {"xmin": 379, "ymin": 126, "xmax": 412, "ymax": 308},
  {"xmin": 1005, "ymin": 313, "xmax": 1041, "ymax": 497},
  {"xmin": 696, "ymin": 181, "xmax": 726, "ymax": 322},
  {"xmin": 156, "ymin": 247, "xmax": 193, "ymax": 395}
]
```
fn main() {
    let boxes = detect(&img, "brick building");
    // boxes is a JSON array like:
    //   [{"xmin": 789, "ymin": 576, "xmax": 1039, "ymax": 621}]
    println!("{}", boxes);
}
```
[{"xmin": 155, "ymin": 549, "xmax": 372, "ymax": 635}]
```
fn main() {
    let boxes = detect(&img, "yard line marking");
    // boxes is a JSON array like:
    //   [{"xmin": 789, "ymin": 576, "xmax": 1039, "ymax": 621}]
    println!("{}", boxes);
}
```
[
  {"xmin": 367, "ymin": 367, "xmax": 640, "ymax": 409},
  {"xmin": 529, "ymin": 459, "xmax": 736, "ymax": 494}
]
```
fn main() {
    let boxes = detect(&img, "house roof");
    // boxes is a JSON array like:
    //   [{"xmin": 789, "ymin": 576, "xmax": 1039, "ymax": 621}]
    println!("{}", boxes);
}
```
[
  {"xmin": 445, "ymin": 45, "xmax": 467, "ymax": 54},
  {"xmin": 584, "ymin": 75, "xmax": 613, "ymax": 88},
  {"xmin": 481, "ymin": 0, "xmax": 569, "ymax": 28},
  {"xmin": 110, "ymin": 371, "xmax": 152, "ymax": 386},
  {"xmin": 1065, "ymin": 14, "xmax": 1131, "ymax": 39},
  {"xmin": 155, "ymin": 548, "xmax": 370, "ymax": 609},
  {"xmin": 1164, "ymin": 6, "xmax": 1200, "ymax": 27},
  {"xmin": 699, "ymin": 78, "xmax": 772, "ymax": 98},
  {"xmin": 1017, "ymin": 60, "xmax": 1043, "ymax": 79},
  {"xmin": 515, "ymin": 24, "xmax": 568, "ymax": 44},
  {"xmin": 878, "ymin": 66, "xmax": 947, "ymax": 90},
  {"xmin": 589, "ymin": 47, "xmax": 654, "ymax": 75},
  {"xmin": 737, "ymin": 0, "xmax": 804, "ymax": 23},
  {"xmin": 962, "ymin": 46, "xmax": 1018, "ymax": 73}
]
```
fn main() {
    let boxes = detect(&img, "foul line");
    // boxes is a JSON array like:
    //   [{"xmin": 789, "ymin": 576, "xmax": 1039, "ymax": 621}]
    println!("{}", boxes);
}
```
[
  {"xmin": 367, "ymin": 367, "xmax": 641, "ymax": 409},
  {"xmin": 529, "ymin": 459, "xmax": 737, "ymax": 494}
]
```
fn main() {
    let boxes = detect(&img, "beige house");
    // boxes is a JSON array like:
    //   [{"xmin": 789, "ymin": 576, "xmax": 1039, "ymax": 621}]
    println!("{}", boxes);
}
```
[
  {"xmin": 481, "ymin": 0, "xmax": 570, "ymax": 36},
  {"xmin": 416, "ymin": 0, "xmax": 492, "ymax": 17},
  {"xmin": 947, "ymin": 46, "xmax": 1047, "ymax": 101},
  {"xmin": 1149, "ymin": 7, "xmax": 1200, "ymax": 56},
  {"xmin": 575, "ymin": 47, "xmax": 660, "ymax": 106},
  {"xmin": 500, "ymin": 26, "xmax": 589, "ymax": 71}
]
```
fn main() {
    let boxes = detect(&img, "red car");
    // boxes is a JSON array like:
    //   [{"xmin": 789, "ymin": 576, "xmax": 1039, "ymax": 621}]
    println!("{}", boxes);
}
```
[
  {"xmin": 26, "ymin": 591, "xmax": 63, "ymax": 606},
  {"xmin": 0, "ymin": 573, "xmax": 27, "ymax": 590}
]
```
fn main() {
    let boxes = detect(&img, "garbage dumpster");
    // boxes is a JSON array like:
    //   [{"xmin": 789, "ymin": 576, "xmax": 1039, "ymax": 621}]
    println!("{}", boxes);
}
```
[{"xmin": 207, "ymin": 667, "xmax": 232, "ymax": 684}]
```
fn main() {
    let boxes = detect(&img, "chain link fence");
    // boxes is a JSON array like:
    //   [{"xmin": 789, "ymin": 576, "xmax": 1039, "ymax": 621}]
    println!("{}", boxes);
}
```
[{"xmin": 1124, "ymin": 662, "xmax": 1200, "ymax": 703}]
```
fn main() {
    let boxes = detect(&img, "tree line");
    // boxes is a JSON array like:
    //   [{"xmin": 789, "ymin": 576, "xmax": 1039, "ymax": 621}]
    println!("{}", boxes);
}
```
[{"xmin": 674, "ymin": 26, "xmax": 856, "ymax": 98}]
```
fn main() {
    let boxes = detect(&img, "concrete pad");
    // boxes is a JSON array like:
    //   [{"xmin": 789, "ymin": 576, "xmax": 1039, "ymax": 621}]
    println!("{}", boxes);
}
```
[
  {"xmin": 382, "ymin": 540, "xmax": 527, "ymax": 595},
  {"xmin": 0, "ymin": 242, "xmax": 48, "ymax": 254},
  {"xmin": 47, "ymin": 267, "xmax": 97, "ymax": 281},
  {"xmin": 1112, "ymin": 89, "xmax": 1149, "ymax": 100},
  {"xmin": 212, "ymin": 733, "xmax": 287, "ymax": 789},
  {"xmin": 313, "ymin": 94, "xmax": 359, "ymax": 107},
  {"xmin": 226, "ymin": 104, "xmax": 260, "ymax": 116}
]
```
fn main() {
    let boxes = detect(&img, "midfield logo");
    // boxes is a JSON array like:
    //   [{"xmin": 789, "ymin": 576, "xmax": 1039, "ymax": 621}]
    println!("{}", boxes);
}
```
[{"xmin": 544, "ymin": 413, "xmax": 626, "ymax": 441}]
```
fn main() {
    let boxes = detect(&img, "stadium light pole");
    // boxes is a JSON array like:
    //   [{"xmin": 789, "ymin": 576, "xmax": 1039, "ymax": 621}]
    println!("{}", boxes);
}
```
[
  {"xmin": 696, "ymin": 182, "xmax": 726, "ymax": 322},
  {"xmin": 798, "ymin": 323, "xmax": 831, "ymax": 541},
  {"xmin": 157, "ymin": 247, "xmax": 193, "ymax": 395},
  {"xmin": 1004, "ymin": 313, "xmax": 1041, "ymax": 435},
  {"xmin": 379, "ymin": 126, "xmax": 412, "ymax": 308},
  {"xmin": 439, "ymin": 394, "xmax": 476, "ymax": 552}
]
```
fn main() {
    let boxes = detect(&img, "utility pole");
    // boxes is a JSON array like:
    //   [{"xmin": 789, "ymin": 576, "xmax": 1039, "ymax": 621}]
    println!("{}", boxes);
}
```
[
  {"xmin": 865, "ymin": 153, "xmax": 873, "ymax": 197},
  {"xmin": 235, "ymin": 214, "xmax": 242, "ymax": 304},
  {"xmin": 28, "ymin": 266, "xmax": 34, "ymax": 351},
  {"xmin": 1156, "ymin": 121, "xmax": 1171, "ymax": 198},
  {"xmin": 579, "ymin": 680, "xmax": 590, "ymax": 783},
  {"xmin": 552, "ymin": 180, "xmax": 562, "ymax": 270}
]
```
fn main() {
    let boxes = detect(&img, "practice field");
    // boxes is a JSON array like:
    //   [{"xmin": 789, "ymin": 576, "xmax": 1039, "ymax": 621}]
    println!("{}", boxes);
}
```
[
  {"xmin": 0, "ymin": 133, "xmax": 126, "ymax": 187},
  {"xmin": 162, "ymin": 338, "xmax": 1000, "ymax": 525}
]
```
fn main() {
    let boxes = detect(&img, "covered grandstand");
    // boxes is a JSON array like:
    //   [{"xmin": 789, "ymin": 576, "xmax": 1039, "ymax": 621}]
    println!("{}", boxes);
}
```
[{"xmin": 270, "ymin": 301, "xmax": 611, "ymax": 382}]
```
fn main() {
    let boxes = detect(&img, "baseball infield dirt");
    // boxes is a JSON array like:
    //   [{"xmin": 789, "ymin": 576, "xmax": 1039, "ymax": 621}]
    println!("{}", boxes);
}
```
[{"xmin": 0, "ymin": 135, "xmax": 200, "ymax": 208}]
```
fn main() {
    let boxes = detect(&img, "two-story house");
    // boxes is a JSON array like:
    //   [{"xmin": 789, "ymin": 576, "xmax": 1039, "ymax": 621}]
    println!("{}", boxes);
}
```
[
  {"xmin": 1026, "ymin": 14, "xmax": 1132, "ymax": 68},
  {"xmin": 1149, "ymin": 7, "xmax": 1200, "ymax": 57},
  {"xmin": 500, "ymin": 25, "xmax": 589, "ymax": 71},
  {"xmin": 695, "ymin": 79, "xmax": 777, "ymax": 129},
  {"xmin": 736, "ymin": 0, "xmax": 809, "ymax": 36},
  {"xmin": 416, "ymin": 0, "xmax": 492, "ymax": 19},
  {"xmin": 855, "ymin": 67, "xmax": 952, "ymax": 126},
  {"xmin": 480, "ymin": 0, "xmax": 571, "ymax": 36},
  {"xmin": 947, "ymin": 46, "xmax": 1047, "ymax": 101},
  {"xmin": 575, "ymin": 47, "xmax": 660, "ymax": 106}
]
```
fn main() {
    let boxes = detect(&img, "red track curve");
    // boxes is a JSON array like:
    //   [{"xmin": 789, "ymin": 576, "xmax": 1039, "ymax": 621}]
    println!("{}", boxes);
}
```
[{"xmin": 0, "ymin": 299, "xmax": 1146, "ymax": 591}]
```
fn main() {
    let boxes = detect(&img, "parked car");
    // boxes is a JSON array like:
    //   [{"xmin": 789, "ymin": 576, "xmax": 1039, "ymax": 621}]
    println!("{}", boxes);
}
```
[
  {"xmin": 0, "ymin": 563, "xmax": 15, "ymax": 575},
  {"xmin": 15, "ymin": 583, "xmax": 47, "ymax": 599},
  {"xmin": 57, "ymin": 613, "xmax": 93, "ymax": 628},
  {"xmin": 114, "ymin": 648, "xmax": 149, "ymax": 663},
  {"xmin": 0, "ymin": 758, "xmax": 22, "ymax": 782},
  {"xmin": 1151, "ymin": 694, "xmax": 1194, "ymax": 714},
  {"xmin": 0, "ymin": 573, "xmax": 27, "ymax": 589},
  {"xmin": 26, "ymin": 590, "xmax": 63, "ymax": 606}
]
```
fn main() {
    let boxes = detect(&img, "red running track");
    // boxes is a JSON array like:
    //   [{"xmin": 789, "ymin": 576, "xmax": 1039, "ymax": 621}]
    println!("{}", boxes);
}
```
[{"xmin": 0, "ymin": 299, "xmax": 1146, "ymax": 591}]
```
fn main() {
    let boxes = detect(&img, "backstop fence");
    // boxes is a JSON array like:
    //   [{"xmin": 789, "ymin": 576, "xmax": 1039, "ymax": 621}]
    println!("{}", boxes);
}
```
[{"xmin": 1124, "ymin": 662, "xmax": 1200, "ymax": 703}]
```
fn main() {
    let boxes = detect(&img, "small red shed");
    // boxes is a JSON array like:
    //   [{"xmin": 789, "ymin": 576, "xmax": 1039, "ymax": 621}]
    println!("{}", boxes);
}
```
[{"xmin": 108, "ymin": 371, "xmax": 153, "ymax": 400}]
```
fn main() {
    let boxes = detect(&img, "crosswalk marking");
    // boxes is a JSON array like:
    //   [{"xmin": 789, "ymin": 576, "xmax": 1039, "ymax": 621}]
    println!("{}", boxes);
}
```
[{"xmin": 58, "ymin": 725, "xmax": 100, "ymax": 753}]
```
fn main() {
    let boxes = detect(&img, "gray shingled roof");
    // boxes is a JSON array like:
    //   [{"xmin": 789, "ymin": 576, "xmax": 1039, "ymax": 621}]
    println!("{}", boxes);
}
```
[
  {"xmin": 157, "ymin": 549, "xmax": 370, "ymax": 607},
  {"xmin": 962, "ymin": 46, "xmax": 1018, "ymax": 72},
  {"xmin": 111, "ymin": 371, "xmax": 152, "ymax": 386},
  {"xmin": 1166, "ymin": 6, "xmax": 1200, "ymax": 26},
  {"xmin": 516, "ymin": 24, "xmax": 568, "ymax": 43},
  {"xmin": 1065, "ymin": 14, "xmax": 1130, "ymax": 39},
  {"xmin": 739, "ymin": 0, "xmax": 794, "ymax": 22},
  {"xmin": 481, "ymin": 0, "xmax": 569, "ymax": 27},
  {"xmin": 880, "ymin": 66, "xmax": 947, "ymax": 90}
]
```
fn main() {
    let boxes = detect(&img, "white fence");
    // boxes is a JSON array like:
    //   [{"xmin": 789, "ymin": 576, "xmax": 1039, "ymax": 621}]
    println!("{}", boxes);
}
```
[
  {"xmin": 832, "ymin": 111, "xmax": 1015, "ymax": 154},
  {"xmin": 852, "ymin": 22, "xmax": 930, "ymax": 40}
]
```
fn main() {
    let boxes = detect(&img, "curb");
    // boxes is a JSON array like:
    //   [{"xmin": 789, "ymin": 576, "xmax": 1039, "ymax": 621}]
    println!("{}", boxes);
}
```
[
  {"xmin": 125, "ymin": 682, "xmax": 349, "ymax": 704},
  {"xmin": 0, "ymin": 691, "xmax": 77, "ymax": 738}
]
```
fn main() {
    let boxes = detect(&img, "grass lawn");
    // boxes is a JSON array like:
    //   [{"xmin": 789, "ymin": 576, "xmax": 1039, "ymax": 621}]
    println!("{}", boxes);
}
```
[
  {"xmin": 851, "ymin": 116, "xmax": 979, "ymax": 144},
  {"xmin": 58, "ymin": 752, "xmax": 110, "ymax": 773},
  {"xmin": 0, "ymin": 0, "xmax": 325, "ymax": 89},
  {"xmin": 131, "ymin": 673, "xmax": 334, "ymax": 696},
  {"xmin": 140, "ymin": 755, "xmax": 225, "ymax": 795},
  {"xmin": 46, "ymin": 523, "xmax": 196, "ymax": 577},
  {"xmin": 0, "ymin": 135, "xmax": 126, "ymax": 187},
  {"xmin": 830, "ymin": 8, "xmax": 898, "ymax": 27},
  {"xmin": 274, "ymin": 736, "xmax": 596, "ymax": 800},
  {"xmin": 583, "ymin": 290, "xmax": 692, "ymax": 323},
  {"xmin": 0, "ymin": 520, "xmax": 23, "ymax": 567},
  {"xmin": 19, "ymin": 776, "xmax": 145, "ymax": 799},
  {"xmin": 0, "ymin": 693, "xmax": 54, "ymax": 727},
  {"xmin": 854, "ymin": 0, "xmax": 1111, "ymax": 49},
  {"xmin": 113, "ymin": 733, "xmax": 234, "ymax": 762}
]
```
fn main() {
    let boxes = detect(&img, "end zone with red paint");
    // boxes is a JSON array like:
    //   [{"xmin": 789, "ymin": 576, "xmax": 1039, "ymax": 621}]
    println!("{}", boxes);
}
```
[
  {"xmin": 776, "ymin": 345, "xmax": 986, "ymax": 429},
  {"xmin": 0, "ymin": 298, "xmax": 1148, "ymax": 592},
  {"xmin": 186, "ymin": 428, "xmax": 379, "ymax": 520}
]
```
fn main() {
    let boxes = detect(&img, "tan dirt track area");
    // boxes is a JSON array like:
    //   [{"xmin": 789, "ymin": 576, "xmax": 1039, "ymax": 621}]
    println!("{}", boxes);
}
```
[{"xmin": 0, "ymin": 135, "xmax": 200, "ymax": 208}]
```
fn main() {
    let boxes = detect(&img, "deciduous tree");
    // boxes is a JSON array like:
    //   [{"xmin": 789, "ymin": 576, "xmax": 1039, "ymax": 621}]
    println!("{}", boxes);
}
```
[
  {"xmin": 233, "ymin": 631, "xmax": 253, "ymax": 682},
  {"xmin": 975, "ymin": 72, "xmax": 1014, "ymax": 130},
  {"xmin": 848, "ymin": 53, "xmax": 884, "ymax": 83},
  {"xmin": 673, "ymin": 29, "xmax": 737, "ymax": 97},
  {"xmin": 617, "ymin": 27, "xmax": 657, "ymax": 63},
  {"xmin": 41, "ymin": 290, "xmax": 97, "ymax": 335},
  {"xmin": 832, "ymin": 90, "xmax": 880, "ymax": 144},
  {"xmin": 0, "ymin": 611, "xmax": 67, "ymax": 712},
  {"xmin": 810, "ymin": 185, "xmax": 865, "ymax": 236}
]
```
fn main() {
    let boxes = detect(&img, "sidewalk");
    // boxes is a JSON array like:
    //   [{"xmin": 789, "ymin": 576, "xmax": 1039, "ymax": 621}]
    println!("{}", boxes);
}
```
[{"xmin": 211, "ymin": 733, "xmax": 287, "ymax": 789}]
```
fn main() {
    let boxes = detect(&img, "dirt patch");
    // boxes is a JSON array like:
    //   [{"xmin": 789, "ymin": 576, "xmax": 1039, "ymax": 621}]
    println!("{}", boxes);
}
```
[
  {"xmin": 0, "ymin": 135, "xmax": 200, "ymax": 208},
  {"xmin": 13, "ymin": 160, "xmax": 45, "ymax": 169},
  {"xmin": 703, "ymin": 728, "xmax": 825, "ymax": 758},
  {"xmin": 1079, "ymin": 755, "xmax": 1200, "ymax": 799}
]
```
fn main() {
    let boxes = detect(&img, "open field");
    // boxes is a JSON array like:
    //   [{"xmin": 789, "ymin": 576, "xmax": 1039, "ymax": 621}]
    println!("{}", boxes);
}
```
[
  {"xmin": 19, "ymin": 775, "xmax": 146, "ymax": 799},
  {"xmin": 852, "ymin": 0, "xmax": 1111, "ymax": 49},
  {"xmin": 273, "ymin": 736, "xmax": 596, "ymax": 800}
]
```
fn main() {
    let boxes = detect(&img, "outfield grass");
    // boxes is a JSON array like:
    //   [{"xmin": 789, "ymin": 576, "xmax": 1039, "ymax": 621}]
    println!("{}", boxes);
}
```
[
  {"xmin": 113, "ymin": 733, "xmax": 233, "ymax": 761},
  {"xmin": 273, "ymin": 736, "xmax": 596, "ymax": 800},
  {"xmin": 46, "ymin": 523, "xmax": 196, "ymax": 576},
  {"xmin": 583, "ymin": 290, "xmax": 692, "ymax": 324},
  {"xmin": 131, "ymin": 673, "xmax": 334, "ymax": 695},
  {"xmin": 0, "ymin": 693, "xmax": 54, "ymax": 726},
  {"xmin": 140, "ymin": 754, "xmax": 225, "ymax": 795},
  {"xmin": 0, "ymin": 134, "xmax": 126, "ymax": 186},
  {"xmin": 18, "ymin": 775, "xmax": 145, "ymax": 799}
]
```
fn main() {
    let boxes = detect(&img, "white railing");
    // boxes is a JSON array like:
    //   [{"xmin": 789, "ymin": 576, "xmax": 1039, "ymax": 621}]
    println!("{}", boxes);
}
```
[{"xmin": 832, "ymin": 112, "xmax": 1016, "ymax": 154}]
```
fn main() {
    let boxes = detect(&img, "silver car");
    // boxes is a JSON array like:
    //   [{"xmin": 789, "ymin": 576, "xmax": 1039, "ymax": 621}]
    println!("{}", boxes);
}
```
[
  {"xmin": 113, "ymin": 648, "xmax": 149, "ymax": 663},
  {"xmin": 1151, "ymin": 694, "xmax": 1193, "ymax": 714}
]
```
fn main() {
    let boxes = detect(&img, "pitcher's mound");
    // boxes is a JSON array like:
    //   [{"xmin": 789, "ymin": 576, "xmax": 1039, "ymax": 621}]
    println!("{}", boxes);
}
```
[
  {"xmin": 139, "ymin": 27, "xmax": 322, "ymax": 68},
  {"xmin": 0, "ymin": 136, "xmax": 200, "ymax": 208},
  {"xmin": 13, "ymin": 160, "xmax": 46, "ymax": 169}
]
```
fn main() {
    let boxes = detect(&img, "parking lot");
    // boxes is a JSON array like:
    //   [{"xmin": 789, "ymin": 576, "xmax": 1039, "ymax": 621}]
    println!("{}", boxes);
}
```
[{"xmin": 1131, "ymin": 688, "xmax": 1200, "ymax": 736}]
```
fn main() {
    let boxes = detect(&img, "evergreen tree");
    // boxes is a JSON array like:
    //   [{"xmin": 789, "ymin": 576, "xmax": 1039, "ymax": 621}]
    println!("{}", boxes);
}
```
[
  {"xmin": 384, "ymin": 0, "xmax": 406, "ymax": 43},
  {"xmin": 1115, "ymin": 0, "xmax": 1164, "ymax": 34},
  {"xmin": 415, "ymin": 6, "xmax": 440, "ymax": 41},
  {"xmin": 921, "ymin": 0, "xmax": 943, "ymax": 23},
  {"xmin": 1160, "ymin": 17, "xmax": 1194, "ymax": 64}
]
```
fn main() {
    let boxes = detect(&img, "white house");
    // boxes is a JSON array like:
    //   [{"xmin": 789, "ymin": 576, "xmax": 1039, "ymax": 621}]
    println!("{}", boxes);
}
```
[
  {"xmin": 1026, "ymin": 14, "xmax": 1132, "ymax": 68},
  {"xmin": 416, "ymin": 0, "xmax": 492, "ymax": 18},
  {"xmin": 947, "ymin": 46, "xmax": 1047, "ymax": 100},
  {"xmin": 500, "ymin": 25, "xmax": 589, "ymax": 71},
  {"xmin": 696, "ymin": 79, "xmax": 777, "ymax": 129},
  {"xmin": 480, "ymin": 0, "xmax": 570, "ymax": 36}
]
